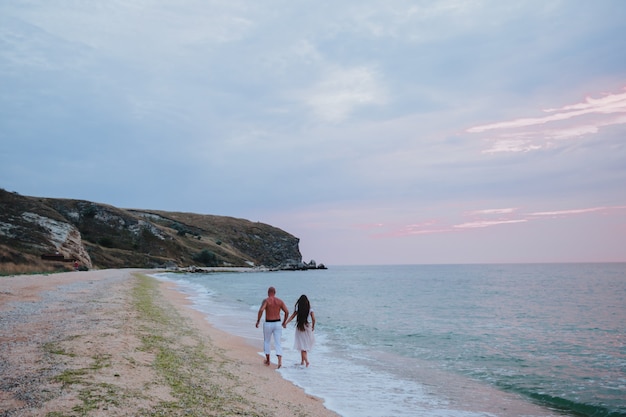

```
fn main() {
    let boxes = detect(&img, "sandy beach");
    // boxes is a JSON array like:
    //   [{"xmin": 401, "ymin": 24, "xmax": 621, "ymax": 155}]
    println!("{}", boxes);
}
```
[{"xmin": 0, "ymin": 269, "xmax": 338, "ymax": 417}]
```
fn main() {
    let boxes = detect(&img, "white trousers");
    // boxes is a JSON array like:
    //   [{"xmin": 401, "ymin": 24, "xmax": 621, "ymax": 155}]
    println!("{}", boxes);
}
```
[{"xmin": 263, "ymin": 321, "xmax": 283, "ymax": 356}]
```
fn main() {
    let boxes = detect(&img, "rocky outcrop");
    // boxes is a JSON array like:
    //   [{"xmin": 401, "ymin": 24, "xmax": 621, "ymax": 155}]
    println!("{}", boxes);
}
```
[
  {"xmin": 22, "ymin": 212, "xmax": 93, "ymax": 268},
  {"xmin": 0, "ymin": 189, "xmax": 304, "ymax": 270}
]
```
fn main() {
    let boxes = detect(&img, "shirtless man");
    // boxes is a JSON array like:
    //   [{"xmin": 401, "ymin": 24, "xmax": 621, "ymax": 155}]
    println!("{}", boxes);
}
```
[{"xmin": 256, "ymin": 286, "xmax": 289, "ymax": 368}]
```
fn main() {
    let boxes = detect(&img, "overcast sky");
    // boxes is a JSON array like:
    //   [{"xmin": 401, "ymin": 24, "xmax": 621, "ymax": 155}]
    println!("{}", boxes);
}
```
[{"xmin": 1, "ymin": 1, "xmax": 625, "ymax": 265}]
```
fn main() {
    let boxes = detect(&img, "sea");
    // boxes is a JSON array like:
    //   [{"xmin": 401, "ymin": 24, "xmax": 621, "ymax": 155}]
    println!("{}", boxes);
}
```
[{"xmin": 152, "ymin": 263, "xmax": 626, "ymax": 417}]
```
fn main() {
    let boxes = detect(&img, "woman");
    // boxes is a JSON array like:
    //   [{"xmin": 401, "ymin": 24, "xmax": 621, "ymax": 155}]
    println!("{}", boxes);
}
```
[{"xmin": 285, "ymin": 294, "xmax": 316, "ymax": 367}]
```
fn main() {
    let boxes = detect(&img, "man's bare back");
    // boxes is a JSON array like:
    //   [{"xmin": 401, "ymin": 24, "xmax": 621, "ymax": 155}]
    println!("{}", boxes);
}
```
[
  {"xmin": 263, "ymin": 295, "xmax": 286, "ymax": 321},
  {"xmin": 256, "ymin": 286, "xmax": 289, "ymax": 326}
]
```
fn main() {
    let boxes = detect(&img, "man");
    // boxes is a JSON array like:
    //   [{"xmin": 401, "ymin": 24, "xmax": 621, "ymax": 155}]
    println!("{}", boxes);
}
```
[{"xmin": 256, "ymin": 286, "xmax": 289, "ymax": 368}]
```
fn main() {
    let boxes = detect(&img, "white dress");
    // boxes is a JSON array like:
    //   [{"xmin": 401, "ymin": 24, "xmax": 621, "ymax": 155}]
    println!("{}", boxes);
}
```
[{"xmin": 293, "ymin": 309, "xmax": 315, "ymax": 351}]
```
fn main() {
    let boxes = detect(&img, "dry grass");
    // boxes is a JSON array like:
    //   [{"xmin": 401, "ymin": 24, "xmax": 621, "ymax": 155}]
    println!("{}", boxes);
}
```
[{"xmin": 0, "ymin": 249, "xmax": 74, "ymax": 276}]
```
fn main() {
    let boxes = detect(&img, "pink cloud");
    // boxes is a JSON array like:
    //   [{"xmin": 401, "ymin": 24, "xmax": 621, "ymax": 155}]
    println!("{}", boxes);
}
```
[
  {"xmin": 376, "ymin": 227, "xmax": 454, "ymax": 238},
  {"xmin": 467, "ymin": 87, "xmax": 626, "ymax": 153},
  {"xmin": 529, "ymin": 206, "xmax": 626, "ymax": 217},
  {"xmin": 468, "ymin": 88, "xmax": 626, "ymax": 133},
  {"xmin": 465, "ymin": 208, "xmax": 518, "ymax": 215},
  {"xmin": 370, "ymin": 205, "xmax": 626, "ymax": 239},
  {"xmin": 543, "ymin": 90, "xmax": 626, "ymax": 113},
  {"xmin": 453, "ymin": 219, "xmax": 527, "ymax": 229},
  {"xmin": 481, "ymin": 138, "xmax": 542, "ymax": 154},
  {"xmin": 353, "ymin": 222, "xmax": 385, "ymax": 230},
  {"xmin": 372, "ymin": 219, "xmax": 453, "ymax": 238}
]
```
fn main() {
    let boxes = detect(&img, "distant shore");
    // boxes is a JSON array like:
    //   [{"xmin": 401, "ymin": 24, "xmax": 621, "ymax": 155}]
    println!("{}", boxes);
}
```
[{"xmin": 0, "ymin": 269, "xmax": 338, "ymax": 416}]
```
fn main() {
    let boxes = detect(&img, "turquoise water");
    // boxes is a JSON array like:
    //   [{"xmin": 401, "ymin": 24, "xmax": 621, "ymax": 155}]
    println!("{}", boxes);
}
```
[{"xmin": 155, "ymin": 263, "xmax": 626, "ymax": 417}]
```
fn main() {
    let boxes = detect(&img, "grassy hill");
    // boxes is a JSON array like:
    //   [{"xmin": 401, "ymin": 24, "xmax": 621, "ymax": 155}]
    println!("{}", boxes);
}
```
[{"xmin": 0, "ymin": 188, "xmax": 303, "ymax": 275}]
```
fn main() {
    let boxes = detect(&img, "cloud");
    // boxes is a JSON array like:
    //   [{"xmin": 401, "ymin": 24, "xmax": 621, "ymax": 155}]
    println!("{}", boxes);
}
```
[
  {"xmin": 468, "ymin": 88, "xmax": 626, "ymax": 154},
  {"xmin": 543, "ymin": 90, "xmax": 626, "ymax": 113},
  {"xmin": 8, "ymin": 1, "xmax": 255, "ymax": 53},
  {"xmin": 468, "ymin": 89, "xmax": 626, "ymax": 133},
  {"xmin": 453, "ymin": 219, "xmax": 527, "ymax": 229},
  {"xmin": 369, "ymin": 217, "xmax": 452, "ymax": 238},
  {"xmin": 455, "ymin": 207, "xmax": 527, "ymax": 229},
  {"xmin": 299, "ymin": 65, "xmax": 388, "ymax": 123},
  {"xmin": 377, "ymin": 225, "xmax": 453, "ymax": 238},
  {"xmin": 374, "ymin": 205, "xmax": 626, "ymax": 238},
  {"xmin": 529, "ymin": 206, "xmax": 626, "ymax": 217},
  {"xmin": 353, "ymin": 223, "xmax": 385, "ymax": 230},
  {"xmin": 466, "ymin": 208, "xmax": 518, "ymax": 215}
]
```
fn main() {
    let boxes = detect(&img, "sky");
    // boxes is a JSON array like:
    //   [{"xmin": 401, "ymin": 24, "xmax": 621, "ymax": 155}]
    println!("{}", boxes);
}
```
[{"xmin": 1, "ymin": 1, "xmax": 625, "ymax": 265}]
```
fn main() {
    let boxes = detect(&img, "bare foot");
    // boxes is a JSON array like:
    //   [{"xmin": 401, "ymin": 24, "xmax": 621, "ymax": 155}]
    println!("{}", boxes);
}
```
[{"xmin": 264, "ymin": 359, "xmax": 270, "ymax": 366}]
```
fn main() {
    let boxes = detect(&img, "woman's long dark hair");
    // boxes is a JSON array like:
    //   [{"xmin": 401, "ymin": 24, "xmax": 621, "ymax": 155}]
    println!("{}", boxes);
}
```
[{"xmin": 295, "ymin": 295, "xmax": 310, "ymax": 331}]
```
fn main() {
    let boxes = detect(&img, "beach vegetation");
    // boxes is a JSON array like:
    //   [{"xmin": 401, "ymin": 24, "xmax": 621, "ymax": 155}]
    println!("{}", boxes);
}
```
[
  {"xmin": 54, "ymin": 368, "xmax": 88, "ymax": 386},
  {"xmin": 98, "ymin": 237, "xmax": 115, "ymax": 248},
  {"xmin": 73, "ymin": 383, "xmax": 122, "ymax": 414},
  {"xmin": 192, "ymin": 249, "xmax": 219, "ymax": 267},
  {"xmin": 132, "ymin": 273, "xmax": 267, "ymax": 416},
  {"xmin": 81, "ymin": 205, "xmax": 98, "ymax": 218},
  {"xmin": 43, "ymin": 342, "xmax": 76, "ymax": 357}
]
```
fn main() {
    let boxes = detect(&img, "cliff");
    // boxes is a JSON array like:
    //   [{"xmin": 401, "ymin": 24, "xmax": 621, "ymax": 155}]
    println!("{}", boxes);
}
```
[{"xmin": 0, "ymin": 189, "xmax": 305, "ymax": 273}]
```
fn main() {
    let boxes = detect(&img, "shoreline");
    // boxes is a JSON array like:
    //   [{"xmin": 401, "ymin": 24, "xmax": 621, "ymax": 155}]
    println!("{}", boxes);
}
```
[
  {"xmin": 0, "ymin": 269, "xmax": 338, "ymax": 416},
  {"xmin": 155, "ymin": 272, "xmax": 339, "ymax": 416}
]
